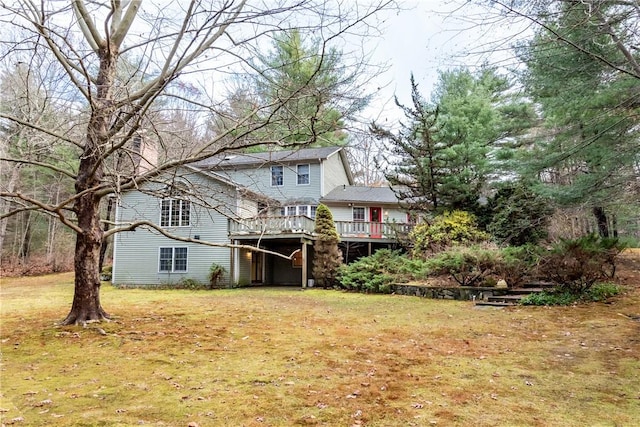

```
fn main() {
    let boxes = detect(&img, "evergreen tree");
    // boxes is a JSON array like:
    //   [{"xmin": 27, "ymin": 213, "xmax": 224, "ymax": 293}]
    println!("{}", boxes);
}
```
[
  {"xmin": 373, "ymin": 69, "xmax": 533, "ymax": 215},
  {"xmin": 371, "ymin": 74, "xmax": 443, "ymax": 212},
  {"xmin": 215, "ymin": 29, "xmax": 369, "ymax": 150},
  {"xmin": 312, "ymin": 204, "xmax": 342, "ymax": 288},
  {"xmin": 516, "ymin": 1, "xmax": 640, "ymax": 236},
  {"xmin": 485, "ymin": 181, "xmax": 554, "ymax": 246}
]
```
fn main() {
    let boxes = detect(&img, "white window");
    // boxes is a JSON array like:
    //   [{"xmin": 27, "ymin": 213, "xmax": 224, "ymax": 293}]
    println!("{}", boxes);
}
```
[
  {"xmin": 281, "ymin": 205, "xmax": 317, "ymax": 217},
  {"xmin": 161, "ymin": 199, "xmax": 190, "ymax": 227},
  {"xmin": 297, "ymin": 164, "xmax": 310, "ymax": 185},
  {"xmin": 159, "ymin": 247, "xmax": 188, "ymax": 272},
  {"xmin": 271, "ymin": 165, "xmax": 283, "ymax": 186},
  {"xmin": 353, "ymin": 207, "xmax": 366, "ymax": 222}
]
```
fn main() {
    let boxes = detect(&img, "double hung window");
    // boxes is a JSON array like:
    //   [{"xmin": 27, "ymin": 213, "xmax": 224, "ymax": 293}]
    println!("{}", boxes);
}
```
[
  {"xmin": 296, "ymin": 164, "xmax": 310, "ymax": 185},
  {"xmin": 161, "ymin": 199, "xmax": 190, "ymax": 227},
  {"xmin": 159, "ymin": 247, "xmax": 188, "ymax": 272},
  {"xmin": 271, "ymin": 165, "xmax": 284, "ymax": 186},
  {"xmin": 352, "ymin": 207, "xmax": 366, "ymax": 222}
]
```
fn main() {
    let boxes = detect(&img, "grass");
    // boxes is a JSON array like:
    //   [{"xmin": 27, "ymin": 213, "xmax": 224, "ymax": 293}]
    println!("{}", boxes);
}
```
[{"xmin": 1, "ymin": 273, "xmax": 639, "ymax": 426}]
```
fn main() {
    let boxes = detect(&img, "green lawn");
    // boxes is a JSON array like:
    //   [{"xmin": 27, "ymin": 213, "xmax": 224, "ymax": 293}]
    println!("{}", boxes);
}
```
[{"xmin": 1, "ymin": 273, "xmax": 639, "ymax": 426}]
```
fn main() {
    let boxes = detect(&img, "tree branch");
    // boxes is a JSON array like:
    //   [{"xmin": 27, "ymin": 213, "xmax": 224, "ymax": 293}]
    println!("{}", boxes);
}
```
[{"xmin": 104, "ymin": 219, "xmax": 297, "ymax": 260}]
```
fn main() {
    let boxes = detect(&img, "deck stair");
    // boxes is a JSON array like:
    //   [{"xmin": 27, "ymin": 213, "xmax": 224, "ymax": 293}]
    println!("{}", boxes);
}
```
[{"xmin": 475, "ymin": 282, "xmax": 555, "ymax": 307}]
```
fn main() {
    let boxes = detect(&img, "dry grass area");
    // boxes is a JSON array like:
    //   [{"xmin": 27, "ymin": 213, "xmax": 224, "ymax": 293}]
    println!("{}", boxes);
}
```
[{"xmin": 1, "ymin": 272, "xmax": 639, "ymax": 427}]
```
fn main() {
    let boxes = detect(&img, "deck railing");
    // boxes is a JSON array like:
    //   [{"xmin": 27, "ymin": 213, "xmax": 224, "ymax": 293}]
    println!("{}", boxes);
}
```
[
  {"xmin": 334, "ymin": 221, "xmax": 413, "ymax": 239},
  {"xmin": 229, "ymin": 216, "xmax": 413, "ymax": 240},
  {"xmin": 229, "ymin": 215, "xmax": 316, "ymax": 235}
]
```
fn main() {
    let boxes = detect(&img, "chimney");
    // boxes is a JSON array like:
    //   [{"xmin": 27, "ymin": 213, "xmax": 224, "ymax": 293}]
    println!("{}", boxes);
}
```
[{"xmin": 133, "ymin": 132, "xmax": 158, "ymax": 174}]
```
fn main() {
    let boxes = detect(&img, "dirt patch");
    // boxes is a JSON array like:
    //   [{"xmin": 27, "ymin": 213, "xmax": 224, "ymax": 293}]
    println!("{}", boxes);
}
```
[{"xmin": 616, "ymin": 248, "xmax": 640, "ymax": 286}]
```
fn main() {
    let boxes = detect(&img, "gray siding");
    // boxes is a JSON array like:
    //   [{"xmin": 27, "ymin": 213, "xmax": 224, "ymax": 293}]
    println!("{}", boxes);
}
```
[
  {"xmin": 217, "ymin": 162, "xmax": 322, "ymax": 204},
  {"xmin": 236, "ymin": 248, "xmax": 252, "ymax": 286},
  {"xmin": 113, "ymin": 170, "xmax": 236, "ymax": 286},
  {"xmin": 321, "ymin": 152, "xmax": 351, "ymax": 196},
  {"xmin": 327, "ymin": 205, "xmax": 407, "ymax": 223}
]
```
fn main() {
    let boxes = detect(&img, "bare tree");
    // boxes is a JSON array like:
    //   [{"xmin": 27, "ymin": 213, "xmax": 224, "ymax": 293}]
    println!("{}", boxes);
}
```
[
  {"xmin": 0, "ymin": 55, "xmax": 78, "ymax": 269},
  {"xmin": 0, "ymin": 1, "xmax": 394, "ymax": 325},
  {"xmin": 347, "ymin": 128, "xmax": 389, "ymax": 186}
]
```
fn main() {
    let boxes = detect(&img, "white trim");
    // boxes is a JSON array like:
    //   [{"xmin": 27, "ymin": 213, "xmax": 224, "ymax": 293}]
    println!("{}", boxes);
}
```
[
  {"xmin": 320, "ymin": 160, "xmax": 325, "ymax": 196},
  {"xmin": 158, "ymin": 246, "xmax": 189, "ymax": 273},
  {"xmin": 233, "ymin": 244, "xmax": 240, "ymax": 285},
  {"xmin": 160, "ymin": 198, "xmax": 191, "ymax": 227},
  {"xmin": 352, "ymin": 206, "xmax": 366, "ymax": 222}
]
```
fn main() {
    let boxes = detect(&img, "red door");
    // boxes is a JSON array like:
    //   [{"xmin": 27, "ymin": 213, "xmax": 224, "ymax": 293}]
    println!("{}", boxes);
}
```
[{"xmin": 370, "ymin": 207, "xmax": 382, "ymax": 238}]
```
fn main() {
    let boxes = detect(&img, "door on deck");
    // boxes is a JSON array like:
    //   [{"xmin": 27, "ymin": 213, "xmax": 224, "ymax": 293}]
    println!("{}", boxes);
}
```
[
  {"xmin": 251, "ymin": 252, "xmax": 263, "ymax": 283},
  {"xmin": 370, "ymin": 207, "xmax": 382, "ymax": 238}
]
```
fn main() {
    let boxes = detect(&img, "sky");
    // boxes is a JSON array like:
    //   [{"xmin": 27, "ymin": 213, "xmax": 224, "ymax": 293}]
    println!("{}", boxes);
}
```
[{"xmin": 363, "ymin": 0, "xmax": 532, "ymax": 123}]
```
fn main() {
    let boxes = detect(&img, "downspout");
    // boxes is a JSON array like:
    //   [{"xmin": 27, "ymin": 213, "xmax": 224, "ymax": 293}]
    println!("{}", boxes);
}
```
[{"xmin": 319, "ymin": 159, "xmax": 324, "ymax": 197}]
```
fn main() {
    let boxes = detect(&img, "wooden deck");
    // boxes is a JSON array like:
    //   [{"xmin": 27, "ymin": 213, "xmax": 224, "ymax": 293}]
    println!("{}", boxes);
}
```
[{"xmin": 229, "ymin": 216, "xmax": 412, "ymax": 242}]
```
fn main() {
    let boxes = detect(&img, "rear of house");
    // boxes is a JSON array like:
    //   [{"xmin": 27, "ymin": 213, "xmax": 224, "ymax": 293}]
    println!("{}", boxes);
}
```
[
  {"xmin": 111, "ymin": 146, "xmax": 413, "ymax": 288},
  {"xmin": 112, "ymin": 168, "xmax": 254, "ymax": 287}
]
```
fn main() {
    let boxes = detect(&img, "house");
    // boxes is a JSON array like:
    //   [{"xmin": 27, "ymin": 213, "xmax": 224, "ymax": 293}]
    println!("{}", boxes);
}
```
[{"xmin": 112, "ymin": 146, "xmax": 411, "ymax": 287}]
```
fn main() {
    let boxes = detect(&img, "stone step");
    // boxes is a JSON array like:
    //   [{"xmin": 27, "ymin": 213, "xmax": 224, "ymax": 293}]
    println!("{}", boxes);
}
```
[
  {"xmin": 488, "ymin": 294, "xmax": 525, "ymax": 302},
  {"xmin": 508, "ymin": 287, "xmax": 544, "ymax": 294},
  {"xmin": 475, "ymin": 301, "xmax": 517, "ymax": 307}
]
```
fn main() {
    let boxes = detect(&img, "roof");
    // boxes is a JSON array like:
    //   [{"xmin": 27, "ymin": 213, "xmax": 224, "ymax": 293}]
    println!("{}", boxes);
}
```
[
  {"xmin": 196, "ymin": 146, "xmax": 344, "ymax": 169},
  {"xmin": 320, "ymin": 186, "xmax": 401, "ymax": 205},
  {"xmin": 183, "ymin": 165, "xmax": 276, "ymax": 204}
]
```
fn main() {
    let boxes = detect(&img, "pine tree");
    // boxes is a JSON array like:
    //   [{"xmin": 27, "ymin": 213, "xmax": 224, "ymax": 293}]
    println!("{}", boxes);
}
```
[
  {"xmin": 516, "ymin": 1, "xmax": 640, "ymax": 236},
  {"xmin": 312, "ymin": 204, "xmax": 342, "ymax": 288}
]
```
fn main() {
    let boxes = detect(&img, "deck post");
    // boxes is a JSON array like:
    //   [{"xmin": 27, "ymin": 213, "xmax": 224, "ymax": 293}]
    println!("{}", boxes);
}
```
[{"xmin": 301, "ymin": 240, "xmax": 308, "ymax": 288}]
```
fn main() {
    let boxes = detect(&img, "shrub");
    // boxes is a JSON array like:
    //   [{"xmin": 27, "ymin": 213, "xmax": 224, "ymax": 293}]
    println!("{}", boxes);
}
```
[
  {"xmin": 313, "ymin": 204, "xmax": 342, "ymax": 288},
  {"xmin": 586, "ymin": 282, "xmax": 621, "ymax": 302},
  {"xmin": 338, "ymin": 249, "xmax": 406, "ymax": 293},
  {"xmin": 520, "ymin": 290, "xmax": 579, "ymax": 306},
  {"xmin": 520, "ymin": 282, "xmax": 621, "ymax": 306},
  {"xmin": 425, "ymin": 246, "xmax": 499, "ymax": 286},
  {"xmin": 177, "ymin": 278, "xmax": 206, "ymax": 290},
  {"xmin": 100, "ymin": 265, "xmax": 113, "ymax": 281},
  {"xmin": 493, "ymin": 244, "xmax": 543, "ymax": 287},
  {"xmin": 397, "ymin": 257, "xmax": 431, "ymax": 280},
  {"xmin": 208, "ymin": 263, "xmax": 227, "ymax": 289},
  {"xmin": 411, "ymin": 210, "xmax": 490, "ymax": 256},
  {"xmin": 538, "ymin": 234, "xmax": 627, "ymax": 293}
]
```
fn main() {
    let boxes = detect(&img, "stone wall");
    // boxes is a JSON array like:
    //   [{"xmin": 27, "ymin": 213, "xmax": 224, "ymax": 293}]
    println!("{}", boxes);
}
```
[{"xmin": 389, "ymin": 284, "xmax": 509, "ymax": 301}]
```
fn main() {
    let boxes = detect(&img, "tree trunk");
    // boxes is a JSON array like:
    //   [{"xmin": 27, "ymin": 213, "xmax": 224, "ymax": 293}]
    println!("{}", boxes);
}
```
[
  {"xmin": 62, "ymin": 44, "xmax": 116, "ymax": 325},
  {"xmin": 0, "ymin": 165, "xmax": 21, "ymax": 257},
  {"xmin": 19, "ymin": 212, "xmax": 32, "ymax": 261},
  {"xmin": 62, "ymin": 185, "xmax": 109, "ymax": 325},
  {"xmin": 592, "ymin": 206, "xmax": 609, "ymax": 238}
]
